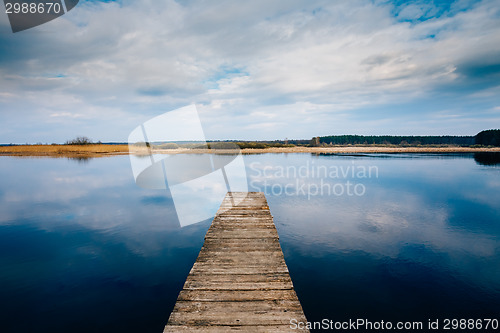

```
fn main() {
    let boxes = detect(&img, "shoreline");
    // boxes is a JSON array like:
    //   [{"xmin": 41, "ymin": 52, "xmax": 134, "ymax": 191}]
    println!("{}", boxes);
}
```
[
  {"xmin": 1, "ymin": 144, "xmax": 500, "ymax": 158},
  {"xmin": 242, "ymin": 146, "xmax": 500, "ymax": 154}
]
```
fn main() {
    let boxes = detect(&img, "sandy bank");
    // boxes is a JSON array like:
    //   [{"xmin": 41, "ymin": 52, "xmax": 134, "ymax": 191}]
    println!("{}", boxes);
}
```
[{"xmin": 238, "ymin": 146, "xmax": 500, "ymax": 154}]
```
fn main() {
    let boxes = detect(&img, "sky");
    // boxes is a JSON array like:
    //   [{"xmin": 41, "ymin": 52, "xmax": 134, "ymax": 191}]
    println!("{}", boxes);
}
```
[{"xmin": 0, "ymin": 0, "xmax": 499, "ymax": 143}]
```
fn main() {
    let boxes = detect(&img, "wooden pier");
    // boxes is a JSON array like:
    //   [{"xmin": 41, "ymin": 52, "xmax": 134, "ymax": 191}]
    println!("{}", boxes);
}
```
[{"xmin": 164, "ymin": 192, "xmax": 309, "ymax": 332}]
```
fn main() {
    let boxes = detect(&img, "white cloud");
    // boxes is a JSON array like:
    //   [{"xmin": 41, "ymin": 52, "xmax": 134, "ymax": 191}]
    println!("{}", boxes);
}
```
[{"xmin": 0, "ymin": 0, "xmax": 499, "ymax": 142}]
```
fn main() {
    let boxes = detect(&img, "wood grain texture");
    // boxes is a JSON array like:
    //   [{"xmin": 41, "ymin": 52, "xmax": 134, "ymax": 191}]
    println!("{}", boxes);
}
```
[{"xmin": 164, "ymin": 192, "xmax": 309, "ymax": 332}]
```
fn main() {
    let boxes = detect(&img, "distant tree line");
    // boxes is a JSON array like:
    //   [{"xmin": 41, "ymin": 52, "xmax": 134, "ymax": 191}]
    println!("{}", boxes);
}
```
[
  {"xmin": 208, "ymin": 141, "xmax": 296, "ymax": 149},
  {"xmin": 318, "ymin": 135, "xmax": 475, "ymax": 146},
  {"xmin": 475, "ymin": 129, "xmax": 500, "ymax": 146},
  {"xmin": 211, "ymin": 131, "xmax": 500, "ymax": 148},
  {"xmin": 61, "ymin": 129, "xmax": 500, "ymax": 148}
]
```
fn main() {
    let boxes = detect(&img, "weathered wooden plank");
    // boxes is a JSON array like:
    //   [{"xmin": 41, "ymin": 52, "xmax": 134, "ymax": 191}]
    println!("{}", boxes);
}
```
[
  {"xmin": 204, "ymin": 230, "xmax": 279, "ymax": 239},
  {"xmin": 189, "ymin": 264, "xmax": 289, "ymax": 275},
  {"xmin": 200, "ymin": 245, "xmax": 281, "ymax": 252},
  {"xmin": 171, "ymin": 300, "xmax": 303, "ymax": 313},
  {"xmin": 165, "ymin": 325, "xmax": 308, "ymax": 332},
  {"xmin": 214, "ymin": 215, "xmax": 272, "ymax": 220},
  {"xmin": 182, "ymin": 282, "xmax": 293, "ymax": 291},
  {"xmin": 202, "ymin": 238, "xmax": 280, "ymax": 247},
  {"xmin": 185, "ymin": 273, "xmax": 292, "ymax": 284},
  {"xmin": 194, "ymin": 259, "xmax": 286, "ymax": 267},
  {"xmin": 200, "ymin": 245, "xmax": 282, "ymax": 252},
  {"xmin": 168, "ymin": 310, "xmax": 306, "ymax": 326},
  {"xmin": 218, "ymin": 203, "xmax": 269, "ymax": 208},
  {"xmin": 183, "ymin": 277, "xmax": 294, "ymax": 291},
  {"xmin": 196, "ymin": 251, "xmax": 285, "ymax": 259},
  {"xmin": 200, "ymin": 240, "xmax": 283, "ymax": 249},
  {"xmin": 210, "ymin": 222, "xmax": 274, "ymax": 227},
  {"xmin": 199, "ymin": 243, "xmax": 279, "ymax": 253},
  {"xmin": 212, "ymin": 216, "xmax": 274, "ymax": 226},
  {"xmin": 177, "ymin": 289, "xmax": 302, "ymax": 302},
  {"xmin": 164, "ymin": 192, "xmax": 309, "ymax": 332},
  {"xmin": 217, "ymin": 211, "xmax": 272, "ymax": 217}
]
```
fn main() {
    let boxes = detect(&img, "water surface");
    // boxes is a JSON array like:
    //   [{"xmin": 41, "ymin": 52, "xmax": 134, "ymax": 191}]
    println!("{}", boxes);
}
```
[
  {"xmin": 248, "ymin": 153, "xmax": 500, "ymax": 331},
  {"xmin": 0, "ymin": 153, "xmax": 499, "ymax": 332}
]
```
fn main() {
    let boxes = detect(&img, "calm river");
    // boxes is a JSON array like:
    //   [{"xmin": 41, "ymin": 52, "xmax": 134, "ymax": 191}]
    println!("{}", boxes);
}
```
[{"xmin": 0, "ymin": 153, "xmax": 499, "ymax": 332}]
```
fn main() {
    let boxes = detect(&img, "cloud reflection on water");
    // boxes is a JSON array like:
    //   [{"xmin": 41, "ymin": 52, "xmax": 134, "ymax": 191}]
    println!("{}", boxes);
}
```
[{"xmin": 246, "ymin": 153, "xmax": 500, "ymax": 292}]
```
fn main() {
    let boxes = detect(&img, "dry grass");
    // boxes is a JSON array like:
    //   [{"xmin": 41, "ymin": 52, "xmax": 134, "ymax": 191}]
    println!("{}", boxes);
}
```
[
  {"xmin": 1, "ymin": 144, "xmax": 500, "ymax": 158},
  {"xmin": 0, "ymin": 144, "xmax": 129, "ymax": 158}
]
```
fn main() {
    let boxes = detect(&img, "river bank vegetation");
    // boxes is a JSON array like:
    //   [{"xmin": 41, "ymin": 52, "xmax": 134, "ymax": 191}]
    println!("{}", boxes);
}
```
[{"xmin": 1, "ymin": 130, "xmax": 499, "ymax": 157}]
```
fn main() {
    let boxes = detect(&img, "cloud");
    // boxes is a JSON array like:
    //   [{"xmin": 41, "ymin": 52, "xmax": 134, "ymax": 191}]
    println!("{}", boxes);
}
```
[{"xmin": 0, "ymin": 0, "xmax": 499, "ymax": 142}]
